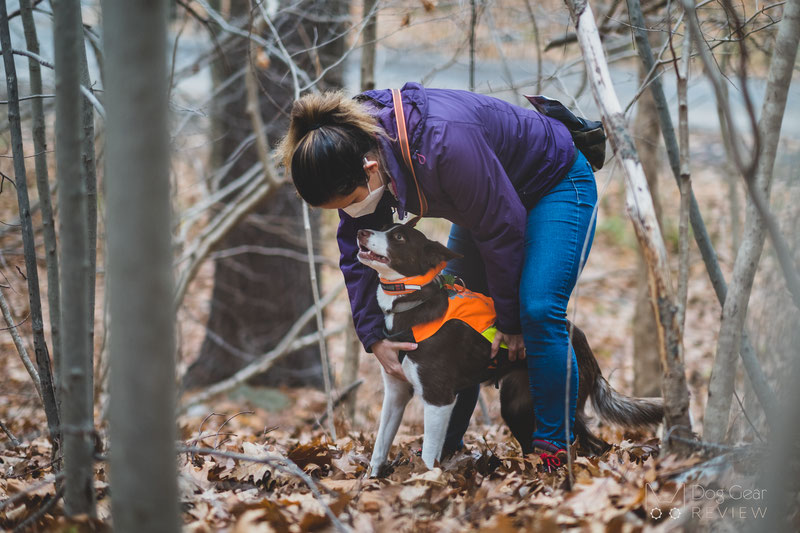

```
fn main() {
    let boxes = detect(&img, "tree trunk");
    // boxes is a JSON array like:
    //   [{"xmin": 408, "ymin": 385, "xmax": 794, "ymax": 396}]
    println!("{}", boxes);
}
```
[
  {"xmin": 53, "ymin": 0, "xmax": 95, "ymax": 516},
  {"xmin": 626, "ymin": 0, "xmax": 779, "ymax": 429},
  {"xmin": 104, "ymin": 0, "xmax": 180, "ymax": 530},
  {"xmin": 78, "ymin": 30, "xmax": 98, "ymax": 407},
  {"xmin": 564, "ymin": 0, "xmax": 693, "ymax": 448},
  {"xmin": 360, "ymin": 0, "xmax": 378, "ymax": 92},
  {"xmin": 0, "ymin": 0, "xmax": 61, "ymax": 448},
  {"xmin": 703, "ymin": 0, "xmax": 800, "ymax": 443},
  {"xmin": 183, "ymin": 0, "xmax": 348, "ymax": 389},
  {"xmin": 19, "ymin": 0, "xmax": 62, "ymax": 401},
  {"xmin": 632, "ymin": 62, "xmax": 663, "ymax": 398}
]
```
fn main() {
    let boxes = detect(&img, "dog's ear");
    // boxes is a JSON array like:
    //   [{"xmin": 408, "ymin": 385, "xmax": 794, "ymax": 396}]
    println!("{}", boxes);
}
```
[
  {"xmin": 404, "ymin": 215, "xmax": 422, "ymax": 227},
  {"xmin": 423, "ymin": 240, "xmax": 462, "ymax": 267}
]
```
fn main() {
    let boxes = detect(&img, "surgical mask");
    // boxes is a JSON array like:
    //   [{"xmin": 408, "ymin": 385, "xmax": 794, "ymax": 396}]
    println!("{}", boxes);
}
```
[{"xmin": 342, "ymin": 160, "xmax": 385, "ymax": 218}]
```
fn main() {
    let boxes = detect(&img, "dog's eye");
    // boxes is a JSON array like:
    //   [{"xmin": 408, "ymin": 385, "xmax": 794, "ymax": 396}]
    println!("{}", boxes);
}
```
[{"xmin": 393, "ymin": 233, "xmax": 405, "ymax": 242}]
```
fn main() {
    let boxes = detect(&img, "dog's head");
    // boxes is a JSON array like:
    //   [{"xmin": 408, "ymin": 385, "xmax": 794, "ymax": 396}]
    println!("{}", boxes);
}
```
[{"xmin": 356, "ymin": 223, "xmax": 462, "ymax": 280}]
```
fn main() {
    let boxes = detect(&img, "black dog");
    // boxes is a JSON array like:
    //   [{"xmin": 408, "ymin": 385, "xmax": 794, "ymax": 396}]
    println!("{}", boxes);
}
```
[{"xmin": 357, "ymin": 222, "xmax": 663, "ymax": 475}]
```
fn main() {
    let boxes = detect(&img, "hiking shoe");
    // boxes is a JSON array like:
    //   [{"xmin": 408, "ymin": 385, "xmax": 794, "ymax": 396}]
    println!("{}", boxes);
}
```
[{"xmin": 532, "ymin": 439, "xmax": 574, "ymax": 473}]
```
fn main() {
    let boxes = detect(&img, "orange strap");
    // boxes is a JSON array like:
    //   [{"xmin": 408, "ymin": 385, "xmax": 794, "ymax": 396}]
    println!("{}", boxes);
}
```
[
  {"xmin": 379, "ymin": 262, "xmax": 447, "ymax": 295},
  {"xmin": 391, "ymin": 88, "xmax": 428, "ymax": 218}
]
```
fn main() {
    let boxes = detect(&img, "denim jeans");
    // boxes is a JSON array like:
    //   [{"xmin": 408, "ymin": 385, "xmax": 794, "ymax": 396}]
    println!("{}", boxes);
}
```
[{"xmin": 442, "ymin": 150, "xmax": 597, "ymax": 451}]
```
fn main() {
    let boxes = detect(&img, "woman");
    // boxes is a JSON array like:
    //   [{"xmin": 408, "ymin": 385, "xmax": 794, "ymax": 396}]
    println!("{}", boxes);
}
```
[{"xmin": 278, "ymin": 82, "xmax": 597, "ymax": 466}]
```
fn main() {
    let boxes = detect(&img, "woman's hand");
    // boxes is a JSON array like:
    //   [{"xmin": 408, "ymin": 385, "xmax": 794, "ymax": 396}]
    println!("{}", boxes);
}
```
[
  {"xmin": 370, "ymin": 339, "xmax": 417, "ymax": 382},
  {"xmin": 491, "ymin": 330, "xmax": 525, "ymax": 361}
]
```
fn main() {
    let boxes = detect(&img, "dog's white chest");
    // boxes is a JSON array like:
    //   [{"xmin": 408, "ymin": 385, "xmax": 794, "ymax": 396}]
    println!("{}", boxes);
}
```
[{"xmin": 376, "ymin": 289, "xmax": 397, "ymax": 331}]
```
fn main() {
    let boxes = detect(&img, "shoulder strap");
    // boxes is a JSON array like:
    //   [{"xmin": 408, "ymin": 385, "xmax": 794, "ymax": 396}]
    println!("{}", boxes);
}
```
[{"xmin": 391, "ymin": 88, "xmax": 428, "ymax": 219}]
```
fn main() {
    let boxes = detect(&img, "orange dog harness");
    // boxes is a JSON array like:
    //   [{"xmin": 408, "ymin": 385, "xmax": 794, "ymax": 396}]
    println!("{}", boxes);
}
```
[{"xmin": 380, "ymin": 263, "xmax": 507, "ymax": 347}]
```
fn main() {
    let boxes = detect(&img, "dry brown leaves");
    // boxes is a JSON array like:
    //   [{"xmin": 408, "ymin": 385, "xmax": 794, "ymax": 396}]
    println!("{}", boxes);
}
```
[{"xmin": 4, "ymin": 407, "xmax": 754, "ymax": 533}]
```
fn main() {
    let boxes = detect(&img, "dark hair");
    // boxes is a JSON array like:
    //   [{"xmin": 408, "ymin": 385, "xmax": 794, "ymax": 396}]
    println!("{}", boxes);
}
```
[{"xmin": 277, "ymin": 91, "xmax": 385, "ymax": 206}]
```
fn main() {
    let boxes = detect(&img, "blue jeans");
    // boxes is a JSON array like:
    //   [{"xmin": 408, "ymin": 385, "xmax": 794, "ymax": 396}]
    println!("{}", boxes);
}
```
[{"xmin": 442, "ymin": 150, "xmax": 597, "ymax": 451}]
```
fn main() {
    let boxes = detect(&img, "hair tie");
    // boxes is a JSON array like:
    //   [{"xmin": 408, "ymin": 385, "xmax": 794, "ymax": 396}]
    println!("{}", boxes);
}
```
[{"xmin": 309, "ymin": 122, "xmax": 324, "ymax": 131}]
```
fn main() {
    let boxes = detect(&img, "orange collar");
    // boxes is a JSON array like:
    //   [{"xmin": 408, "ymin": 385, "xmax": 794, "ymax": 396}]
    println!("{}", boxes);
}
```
[{"xmin": 379, "ymin": 262, "xmax": 447, "ymax": 295}]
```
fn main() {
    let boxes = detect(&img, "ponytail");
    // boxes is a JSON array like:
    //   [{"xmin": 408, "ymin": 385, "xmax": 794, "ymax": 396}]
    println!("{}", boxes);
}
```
[{"xmin": 277, "ymin": 91, "xmax": 386, "ymax": 206}]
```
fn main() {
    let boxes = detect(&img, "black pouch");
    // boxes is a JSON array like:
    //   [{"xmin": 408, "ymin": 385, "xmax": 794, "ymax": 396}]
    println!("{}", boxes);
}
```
[{"xmin": 525, "ymin": 95, "xmax": 607, "ymax": 171}]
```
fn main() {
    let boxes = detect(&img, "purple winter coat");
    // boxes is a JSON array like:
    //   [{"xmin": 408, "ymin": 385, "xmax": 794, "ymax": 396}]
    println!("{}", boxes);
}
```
[{"xmin": 337, "ymin": 82, "xmax": 577, "ymax": 352}]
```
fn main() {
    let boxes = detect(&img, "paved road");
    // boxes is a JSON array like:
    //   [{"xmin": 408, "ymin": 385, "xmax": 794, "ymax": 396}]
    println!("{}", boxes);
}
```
[{"xmin": 343, "ymin": 48, "xmax": 800, "ymax": 141}]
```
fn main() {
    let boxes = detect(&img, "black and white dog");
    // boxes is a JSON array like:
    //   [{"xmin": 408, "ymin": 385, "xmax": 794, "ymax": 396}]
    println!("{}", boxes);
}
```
[{"xmin": 357, "ymin": 222, "xmax": 663, "ymax": 476}]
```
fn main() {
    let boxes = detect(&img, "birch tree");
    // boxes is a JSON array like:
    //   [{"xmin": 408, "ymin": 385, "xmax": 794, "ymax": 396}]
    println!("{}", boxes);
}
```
[
  {"xmin": 563, "ymin": 0, "xmax": 693, "ymax": 444},
  {"xmin": 104, "ymin": 0, "xmax": 180, "ymax": 530}
]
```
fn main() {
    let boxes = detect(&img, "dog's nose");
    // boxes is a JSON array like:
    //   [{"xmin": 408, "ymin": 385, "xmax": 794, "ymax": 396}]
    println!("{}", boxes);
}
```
[{"xmin": 357, "ymin": 229, "xmax": 372, "ymax": 239}]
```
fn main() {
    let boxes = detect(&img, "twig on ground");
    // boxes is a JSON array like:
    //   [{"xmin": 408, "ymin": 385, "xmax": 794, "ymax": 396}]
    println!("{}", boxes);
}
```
[
  {"xmin": 178, "ymin": 446, "xmax": 351, "ymax": 533},
  {"xmin": 313, "ymin": 379, "xmax": 365, "ymax": 429},
  {"xmin": 12, "ymin": 485, "xmax": 65, "ymax": 533},
  {"xmin": 0, "ymin": 473, "xmax": 65, "ymax": 512},
  {"xmin": 214, "ymin": 411, "xmax": 254, "ymax": 449},
  {"xmin": 0, "ymin": 419, "xmax": 20, "ymax": 447}
]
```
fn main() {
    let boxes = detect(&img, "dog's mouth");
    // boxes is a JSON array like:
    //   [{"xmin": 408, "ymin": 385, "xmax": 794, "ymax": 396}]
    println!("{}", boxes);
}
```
[{"xmin": 358, "ymin": 244, "xmax": 389, "ymax": 264}]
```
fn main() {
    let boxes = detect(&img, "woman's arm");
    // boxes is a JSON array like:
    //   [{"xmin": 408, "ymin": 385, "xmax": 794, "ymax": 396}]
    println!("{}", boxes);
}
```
[
  {"xmin": 335, "ymin": 194, "xmax": 395, "ymax": 352},
  {"xmin": 433, "ymin": 121, "xmax": 527, "ymax": 337}
]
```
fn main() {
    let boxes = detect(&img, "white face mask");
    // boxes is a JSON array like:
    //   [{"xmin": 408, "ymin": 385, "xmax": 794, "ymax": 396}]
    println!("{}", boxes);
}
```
[{"xmin": 342, "ymin": 159, "xmax": 385, "ymax": 218}]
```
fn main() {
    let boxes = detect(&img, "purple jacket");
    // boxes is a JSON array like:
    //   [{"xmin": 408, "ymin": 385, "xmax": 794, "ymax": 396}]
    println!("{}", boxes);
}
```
[{"xmin": 337, "ymin": 82, "xmax": 576, "ymax": 351}]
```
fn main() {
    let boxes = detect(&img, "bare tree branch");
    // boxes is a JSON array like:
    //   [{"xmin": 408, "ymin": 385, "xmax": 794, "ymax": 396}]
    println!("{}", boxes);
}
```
[
  {"xmin": 0, "ymin": 419, "xmax": 20, "ymax": 447},
  {"xmin": 626, "ymin": 0, "xmax": 780, "ymax": 428},
  {"xmin": 703, "ymin": 0, "xmax": 800, "ymax": 443},
  {"xmin": 564, "ymin": 0, "xmax": 693, "ymax": 448},
  {"xmin": 0, "ymin": 288, "xmax": 42, "ymax": 401},
  {"xmin": 181, "ymin": 283, "xmax": 345, "ymax": 410},
  {"xmin": 174, "ymin": 165, "xmax": 284, "ymax": 309}
]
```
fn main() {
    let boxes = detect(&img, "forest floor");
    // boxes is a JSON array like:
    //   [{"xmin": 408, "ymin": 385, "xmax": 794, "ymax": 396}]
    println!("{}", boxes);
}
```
[{"xmin": 1, "ymin": 132, "xmax": 795, "ymax": 531}]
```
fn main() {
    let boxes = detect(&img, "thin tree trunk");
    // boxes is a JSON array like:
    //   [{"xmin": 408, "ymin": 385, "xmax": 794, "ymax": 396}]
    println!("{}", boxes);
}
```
[
  {"xmin": 625, "ymin": 0, "xmax": 779, "ymax": 428},
  {"xmin": 183, "ymin": 0, "xmax": 347, "ymax": 389},
  {"xmin": 77, "ymin": 26, "xmax": 98, "ymax": 408},
  {"xmin": 632, "ymin": 62, "xmax": 663, "ymax": 398},
  {"xmin": 564, "ymin": 0, "xmax": 693, "ymax": 447},
  {"xmin": 703, "ymin": 0, "xmax": 800, "ymax": 443},
  {"xmin": 103, "ymin": 0, "xmax": 180, "ymax": 531},
  {"xmin": 302, "ymin": 203, "xmax": 336, "ymax": 440},
  {"xmin": 341, "ymin": 0, "xmax": 380, "ymax": 422},
  {"xmin": 360, "ymin": 0, "xmax": 377, "ymax": 92},
  {"xmin": 53, "ymin": 0, "xmax": 95, "ymax": 515},
  {"xmin": 19, "ymin": 0, "xmax": 63, "ymax": 402},
  {"xmin": 523, "ymin": 0, "xmax": 543, "ymax": 94},
  {"xmin": 682, "ymin": 0, "xmax": 800, "ymax": 309},
  {"xmin": 341, "ymin": 317, "xmax": 361, "ymax": 421},
  {"xmin": 675, "ymin": 31, "xmax": 692, "ymax": 330},
  {"xmin": 0, "ymin": 0, "xmax": 61, "ymax": 448}
]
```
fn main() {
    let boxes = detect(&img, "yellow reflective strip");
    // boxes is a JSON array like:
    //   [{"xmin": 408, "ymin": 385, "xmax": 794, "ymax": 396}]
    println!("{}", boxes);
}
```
[{"xmin": 481, "ymin": 326, "xmax": 508, "ymax": 349}]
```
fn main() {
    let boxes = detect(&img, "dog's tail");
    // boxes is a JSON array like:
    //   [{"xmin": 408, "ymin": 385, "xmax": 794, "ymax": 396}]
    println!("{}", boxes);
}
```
[{"xmin": 571, "ymin": 325, "xmax": 664, "ymax": 429}]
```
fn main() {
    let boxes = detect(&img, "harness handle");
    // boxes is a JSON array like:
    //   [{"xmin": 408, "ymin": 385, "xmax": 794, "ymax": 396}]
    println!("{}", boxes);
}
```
[{"xmin": 391, "ymin": 89, "xmax": 428, "ymax": 221}]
